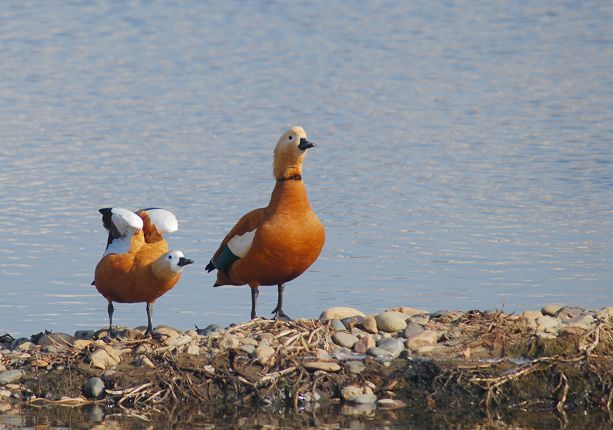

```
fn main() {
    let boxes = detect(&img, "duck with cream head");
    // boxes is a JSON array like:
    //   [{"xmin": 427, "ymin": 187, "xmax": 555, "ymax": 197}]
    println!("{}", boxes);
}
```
[
  {"xmin": 93, "ymin": 207, "xmax": 193, "ymax": 335},
  {"xmin": 205, "ymin": 126, "xmax": 325, "ymax": 320}
]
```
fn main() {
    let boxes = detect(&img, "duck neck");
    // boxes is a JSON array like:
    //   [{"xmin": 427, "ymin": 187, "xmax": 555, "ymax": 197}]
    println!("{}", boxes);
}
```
[{"xmin": 269, "ymin": 177, "xmax": 310, "ymax": 212}]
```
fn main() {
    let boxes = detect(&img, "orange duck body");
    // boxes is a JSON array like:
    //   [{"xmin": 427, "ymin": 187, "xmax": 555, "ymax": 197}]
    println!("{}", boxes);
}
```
[
  {"xmin": 207, "ymin": 126, "xmax": 325, "ymax": 320},
  {"xmin": 93, "ymin": 208, "xmax": 192, "ymax": 334}
]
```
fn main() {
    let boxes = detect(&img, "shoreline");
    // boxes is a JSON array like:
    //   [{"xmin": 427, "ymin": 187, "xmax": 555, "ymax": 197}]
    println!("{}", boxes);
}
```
[{"xmin": 1, "ymin": 304, "xmax": 611, "ymax": 422}]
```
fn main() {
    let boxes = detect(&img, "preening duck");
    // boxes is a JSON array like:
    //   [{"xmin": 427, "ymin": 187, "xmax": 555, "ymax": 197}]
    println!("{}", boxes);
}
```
[
  {"xmin": 206, "ymin": 126, "xmax": 325, "ymax": 320},
  {"xmin": 93, "ymin": 207, "xmax": 193, "ymax": 335}
]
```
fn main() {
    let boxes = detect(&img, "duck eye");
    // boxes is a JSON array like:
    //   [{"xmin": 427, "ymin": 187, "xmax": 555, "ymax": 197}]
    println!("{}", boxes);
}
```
[
  {"xmin": 288, "ymin": 136, "xmax": 293, "ymax": 140},
  {"xmin": 168, "ymin": 255, "xmax": 172, "ymax": 260}
]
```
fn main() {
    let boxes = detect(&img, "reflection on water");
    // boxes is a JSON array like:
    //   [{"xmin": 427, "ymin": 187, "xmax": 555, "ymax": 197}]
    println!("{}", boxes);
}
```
[
  {"xmin": 0, "ymin": 1, "xmax": 612, "ymax": 337},
  {"xmin": 0, "ymin": 403, "xmax": 611, "ymax": 430}
]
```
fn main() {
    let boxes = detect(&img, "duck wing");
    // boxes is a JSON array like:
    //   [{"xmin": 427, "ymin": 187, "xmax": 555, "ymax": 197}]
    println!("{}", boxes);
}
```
[
  {"xmin": 136, "ymin": 208, "xmax": 178, "ymax": 243},
  {"xmin": 206, "ymin": 208, "xmax": 266, "ymax": 272}
]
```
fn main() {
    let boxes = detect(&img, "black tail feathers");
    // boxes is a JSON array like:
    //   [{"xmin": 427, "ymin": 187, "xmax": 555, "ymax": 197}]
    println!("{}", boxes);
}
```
[{"xmin": 205, "ymin": 260, "xmax": 216, "ymax": 273}]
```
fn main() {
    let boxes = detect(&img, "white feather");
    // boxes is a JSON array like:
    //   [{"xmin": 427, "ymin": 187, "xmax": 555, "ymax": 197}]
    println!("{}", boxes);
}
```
[
  {"xmin": 145, "ymin": 208, "xmax": 178, "ymax": 234},
  {"xmin": 227, "ymin": 229, "xmax": 256, "ymax": 258},
  {"xmin": 110, "ymin": 208, "xmax": 143, "ymax": 236},
  {"xmin": 103, "ymin": 237, "xmax": 132, "ymax": 256}
]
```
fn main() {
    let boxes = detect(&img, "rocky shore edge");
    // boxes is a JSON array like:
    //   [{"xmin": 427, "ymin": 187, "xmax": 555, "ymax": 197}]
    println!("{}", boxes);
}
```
[{"xmin": 0, "ymin": 304, "xmax": 612, "ymax": 421}]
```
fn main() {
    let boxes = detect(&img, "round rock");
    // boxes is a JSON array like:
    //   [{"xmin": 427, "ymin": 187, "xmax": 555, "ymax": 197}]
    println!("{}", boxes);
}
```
[
  {"xmin": 303, "ymin": 361, "xmax": 341, "ymax": 373},
  {"xmin": 0, "ymin": 370, "xmax": 24, "ymax": 385},
  {"xmin": 375, "ymin": 312, "xmax": 408, "ymax": 333},
  {"xmin": 541, "ymin": 303, "xmax": 565, "ymax": 317},
  {"xmin": 83, "ymin": 377, "xmax": 105, "ymax": 399},
  {"xmin": 332, "ymin": 332, "xmax": 359, "ymax": 349},
  {"xmin": 320, "ymin": 307, "xmax": 365, "ymax": 320}
]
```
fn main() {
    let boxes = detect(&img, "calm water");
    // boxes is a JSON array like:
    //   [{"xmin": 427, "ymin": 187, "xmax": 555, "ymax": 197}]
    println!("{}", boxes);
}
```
[{"xmin": 0, "ymin": 1, "xmax": 612, "ymax": 337}]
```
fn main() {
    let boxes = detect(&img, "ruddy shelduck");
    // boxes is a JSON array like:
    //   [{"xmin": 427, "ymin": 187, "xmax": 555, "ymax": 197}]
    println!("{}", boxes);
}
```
[
  {"xmin": 205, "ymin": 126, "xmax": 325, "ymax": 320},
  {"xmin": 93, "ymin": 207, "xmax": 193, "ymax": 335}
]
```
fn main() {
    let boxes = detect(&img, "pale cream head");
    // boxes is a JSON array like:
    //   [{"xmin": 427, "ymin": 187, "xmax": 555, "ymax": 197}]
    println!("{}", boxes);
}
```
[{"xmin": 273, "ymin": 126, "xmax": 315, "ymax": 180}]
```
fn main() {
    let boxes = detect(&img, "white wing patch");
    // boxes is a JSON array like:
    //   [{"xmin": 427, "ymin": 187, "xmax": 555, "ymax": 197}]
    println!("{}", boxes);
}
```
[
  {"xmin": 111, "ymin": 208, "xmax": 143, "ymax": 236},
  {"xmin": 145, "ymin": 209, "xmax": 178, "ymax": 234},
  {"xmin": 227, "ymin": 229, "xmax": 256, "ymax": 258},
  {"xmin": 104, "ymin": 237, "xmax": 132, "ymax": 256}
]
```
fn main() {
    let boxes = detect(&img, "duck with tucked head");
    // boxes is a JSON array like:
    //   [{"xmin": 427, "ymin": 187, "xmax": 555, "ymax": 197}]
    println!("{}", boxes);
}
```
[
  {"xmin": 206, "ymin": 126, "xmax": 325, "ymax": 320},
  {"xmin": 93, "ymin": 208, "xmax": 193, "ymax": 335}
]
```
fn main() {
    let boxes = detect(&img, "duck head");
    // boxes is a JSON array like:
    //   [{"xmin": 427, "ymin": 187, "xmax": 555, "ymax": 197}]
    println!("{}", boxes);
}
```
[
  {"xmin": 152, "ymin": 250, "xmax": 194, "ymax": 280},
  {"xmin": 273, "ymin": 126, "xmax": 316, "ymax": 180}
]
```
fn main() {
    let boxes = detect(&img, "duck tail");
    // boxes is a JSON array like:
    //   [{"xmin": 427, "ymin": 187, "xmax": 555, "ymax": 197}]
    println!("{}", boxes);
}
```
[{"xmin": 205, "ymin": 260, "xmax": 216, "ymax": 273}]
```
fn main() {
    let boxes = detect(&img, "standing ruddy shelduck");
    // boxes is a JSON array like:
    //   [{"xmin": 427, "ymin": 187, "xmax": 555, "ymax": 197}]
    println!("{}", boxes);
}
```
[
  {"xmin": 205, "ymin": 126, "xmax": 325, "ymax": 320},
  {"xmin": 93, "ymin": 207, "xmax": 193, "ymax": 335}
]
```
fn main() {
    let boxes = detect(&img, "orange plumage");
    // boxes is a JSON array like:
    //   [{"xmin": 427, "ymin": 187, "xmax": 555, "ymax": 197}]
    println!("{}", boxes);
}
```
[
  {"xmin": 206, "ymin": 126, "xmax": 325, "ymax": 320},
  {"xmin": 94, "ymin": 208, "xmax": 193, "ymax": 335}
]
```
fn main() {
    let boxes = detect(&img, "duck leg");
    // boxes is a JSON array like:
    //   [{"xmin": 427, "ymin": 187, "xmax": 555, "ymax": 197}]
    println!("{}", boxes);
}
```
[
  {"xmin": 271, "ymin": 284, "xmax": 291, "ymax": 321},
  {"xmin": 250, "ymin": 283, "xmax": 260, "ymax": 319},
  {"xmin": 145, "ymin": 303, "xmax": 154, "ymax": 336},
  {"xmin": 107, "ymin": 302, "xmax": 114, "ymax": 331}
]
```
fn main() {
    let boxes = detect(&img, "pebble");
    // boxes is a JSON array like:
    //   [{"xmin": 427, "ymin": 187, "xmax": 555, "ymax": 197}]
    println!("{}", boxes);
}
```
[
  {"xmin": 74, "ymin": 330, "xmax": 95, "ymax": 340},
  {"xmin": 239, "ymin": 344, "xmax": 256, "ymax": 355},
  {"xmin": 255, "ymin": 345, "xmax": 275, "ymax": 365},
  {"xmin": 555, "ymin": 306, "xmax": 586, "ymax": 322},
  {"xmin": 133, "ymin": 355, "xmax": 155, "ymax": 368},
  {"xmin": 133, "ymin": 344, "xmax": 152, "ymax": 355},
  {"xmin": 541, "ymin": 303, "xmax": 565, "ymax": 317},
  {"xmin": 341, "ymin": 316, "xmax": 364, "ymax": 330},
  {"xmin": 341, "ymin": 385, "xmax": 364, "ymax": 401},
  {"xmin": 83, "ymin": 377, "xmax": 105, "ymax": 399},
  {"xmin": 0, "ymin": 390, "xmax": 11, "ymax": 398},
  {"xmin": 196, "ymin": 324, "xmax": 224, "ymax": 337},
  {"xmin": 536, "ymin": 316, "xmax": 561, "ymax": 334},
  {"xmin": 332, "ymin": 332, "xmax": 359, "ymax": 349},
  {"xmin": 37, "ymin": 333, "xmax": 75, "ymax": 348},
  {"xmin": 219, "ymin": 334, "xmax": 239, "ymax": 349},
  {"xmin": 361, "ymin": 315, "xmax": 378, "ymax": 334},
  {"xmin": 73, "ymin": 340, "xmax": 92, "ymax": 349},
  {"xmin": 406, "ymin": 330, "xmax": 440, "ymax": 351},
  {"xmin": 522, "ymin": 310, "xmax": 542, "ymax": 320},
  {"xmin": 32, "ymin": 359, "xmax": 49, "ymax": 368},
  {"xmin": 88, "ymin": 347, "xmax": 121, "ymax": 370},
  {"xmin": 564, "ymin": 315, "xmax": 595, "ymax": 331},
  {"xmin": 303, "ymin": 361, "xmax": 341, "ymax": 372},
  {"xmin": 366, "ymin": 347, "xmax": 394, "ymax": 358},
  {"xmin": 375, "ymin": 312, "xmax": 408, "ymax": 333},
  {"xmin": 330, "ymin": 319, "xmax": 346, "ymax": 331},
  {"xmin": 187, "ymin": 344, "xmax": 200, "ymax": 355},
  {"xmin": 403, "ymin": 322, "xmax": 425, "ymax": 339},
  {"xmin": 350, "ymin": 393, "xmax": 378, "ymax": 404},
  {"xmin": 16, "ymin": 342, "xmax": 34, "ymax": 352},
  {"xmin": 0, "ymin": 370, "xmax": 24, "ymax": 385},
  {"xmin": 346, "ymin": 361, "xmax": 366, "ymax": 374},
  {"xmin": 319, "ymin": 307, "xmax": 365, "ymax": 320},
  {"xmin": 377, "ymin": 399, "xmax": 407, "ymax": 409},
  {"xmin": 408, "ymin": 314, "xmax": 430, "ymax": 325},
  {"xmin": 435, "ymin": 310, "xmax": 465, "ymax": 323},
  {"xmin": 10, "ymin": 338, "xmax": 30, "ymax": 350},
  {"xmin": 353, "ymin": 335, "xmax": 375, "ymax": 354},
  {"xmin": 376, "ymin": 338, "xmax": 404, "ymax": 356},
  {"xmin": 153, "ymin": 326, "xmax": 181, "ymax": 341}
]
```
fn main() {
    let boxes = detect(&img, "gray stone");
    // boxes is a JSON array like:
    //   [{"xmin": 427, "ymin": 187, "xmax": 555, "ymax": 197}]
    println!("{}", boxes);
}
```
[
  {"xmin": 255, "ymin": 345, "xmax": 275, "ymax": 365},
  {"xmin": 83, "ymin": 377, "xmax": 105, "ymax": 399},
  {"xmin": 408, "ymin": 314, "xmax": 430, "ymax": 325},
  {"xmin": 565, "ymin": 315, "xmax": 595, "ymax": 331},
  {"xmin": 346, "ymin": 361, "xmax": 366, "ymax": 374},
  {"xmin": 353, "ymin": 335, "xmax": 375, "ymax": 354},
  {"xmin": 435, "ymin": 310, "xmax": 465, "ymax": 323},
  {"xmin": 330, "ymin": 319, "xmax": 346, "ymax": 331},
  {"xmin": 0, "ymin": 370, "xmax": 24, "ymax": 385},
  {"xmin": 387, "ymin": 306, "xmax": 429, "ymax": 317},
  {"xmin": 133, "ymin": 355, "xmax": 155, "ymax": 368},
  {"xmin": 350, "ymin": 393, "xmax": 378, "ymax": 404},
  {"xmin": 37, "ymin": 333, "xmax": 75, "ymax": 347},
  {"xmin": 89, "ymin": 347, "xmax": 120, "ymax": 370},
  {"xmin": 375, "ymin": 312, "xmax": 408, "ymax": 333},
  {"xmin": 366, "ymin": 347, "xmax": 394, "ymax": 358},
  {"xmin": 303, "ymin": 361, "xmax": 341, "ymax": 372},
  {"xmin": 407, "ymin": 330, "xmax": 440, "ymax": 351},
  {"xmin": 239, "ymin": 344, "xmax": 256, "ymax": 355},
  {"xmin": 556, "ymin": 306, "xmax": 587, "ymax": 322},
  {"xmin": 376, "ymin": 338, "xmax": 404, "ymax": 356},
  {"xmin": 361, "ymin": 315, "xmax": 378, "ymax": 334},
  {"xmin": 541, "ymin": 303, "xmax": 566, "ymax": 317},
  {"xmin": 341, "ymin": 316, "xmax": 364, "ymax": 330},
  {"xmin": 74, "ymin": 330, "xmax": 95, "ymax": 340},
  {"xmin": 10, "ymin": 338, "xmax": 30, "ymax": 350},
  {"xmin": 332, "ymin": 332, "xmax": 359, "ymax": 349},
  {"xmin": 196, "ymin": 324, "xmax": 224, "ymax": 336},
  {"xmin": 536, "ymin": 316, "xmax": 561, "ymax": 334},
  {"xmin": 320, "ymin": 307, "xmax": 365, "ymax": 320},
  {"xmin": 403, "ymin": 322, "xmax": 425, "ymax": 339},
  {"xmin": 218, "ymin": 334, "xmax": 239, "ymax": 349}
]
